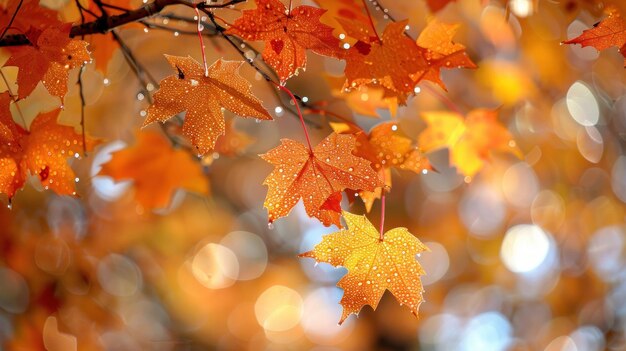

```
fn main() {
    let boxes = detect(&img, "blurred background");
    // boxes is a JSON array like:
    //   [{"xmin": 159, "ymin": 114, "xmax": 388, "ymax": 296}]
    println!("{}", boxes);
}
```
[{"xmin": 2, "ymin": 0, "xmax": 626, "ymax": 349}]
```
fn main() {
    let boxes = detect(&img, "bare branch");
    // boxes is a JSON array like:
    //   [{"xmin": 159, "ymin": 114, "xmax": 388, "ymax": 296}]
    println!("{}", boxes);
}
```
[{"xmin": 0, "ymin": 0, "xmax": 246, "ymax": 46}]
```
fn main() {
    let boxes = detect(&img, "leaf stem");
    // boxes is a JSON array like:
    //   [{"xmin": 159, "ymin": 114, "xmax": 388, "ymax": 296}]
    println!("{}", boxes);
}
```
[
  {"xmin": 274, "ymin": 83, "xmax": 314, "ymax": 152},
  {"xmin": 361, "ymin": 0, "xmax": 381, "ymax": 42},
  {"xmin": 379, "ymin": 170, "xmax": 386, "ymax": 240},
  {"xmin": 194, "ymin": 7, "xmax": 209, "ymax": 77}
]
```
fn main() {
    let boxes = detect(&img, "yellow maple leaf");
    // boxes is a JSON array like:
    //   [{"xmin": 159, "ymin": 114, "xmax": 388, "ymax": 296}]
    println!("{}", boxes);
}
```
[
  {"xmin": 143, "ymin": 55, "xmax": 271, "ymax": 155},
  {"xmin": 418, "ymin": 109, "xmax": 522, "ymax": 178},
  {"xmin": 300, "ymin": 211, "xmax": 428, "ymax": 324}
]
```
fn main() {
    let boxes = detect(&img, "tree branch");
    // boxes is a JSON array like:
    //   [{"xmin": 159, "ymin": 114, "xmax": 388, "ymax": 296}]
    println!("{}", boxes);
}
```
[{"xmin": 0, "ymin": 0, "xmax": 246, "ymax": 47}]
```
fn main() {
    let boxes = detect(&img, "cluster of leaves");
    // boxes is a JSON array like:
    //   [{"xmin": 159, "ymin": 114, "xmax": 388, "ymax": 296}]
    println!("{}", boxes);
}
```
[{"xmin": 1, "ymin": 0, "xmax": 623, "ymax": 325}]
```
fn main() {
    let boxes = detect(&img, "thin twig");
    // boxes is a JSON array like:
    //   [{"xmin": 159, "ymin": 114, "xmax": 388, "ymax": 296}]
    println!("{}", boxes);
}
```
[
  {"xmin": 112, "ymin": 30, "xmax": 187, "ymax": 149},
  {"xmin": 0, "ymin": 69, "xmax": 26, "ymax": 127},
  {"xmin": 274, "ymin": 83, "xmax": 313, "ymax": 152},
  {"xmin": 76, "ymin": 0, "xmax": 88, "ymax": 156},
  {"xmin": 77, "ymin": 66, "xmax": 88, "ymax": 155},
  {"xmin": 0, "ymin": 0, "xmax": 24, "ymax": 40}
]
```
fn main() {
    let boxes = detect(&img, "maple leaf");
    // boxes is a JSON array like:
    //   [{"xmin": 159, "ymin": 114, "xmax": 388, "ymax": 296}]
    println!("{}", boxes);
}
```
[
  {"xmin": 0, "ymin": 108, "xmax": 97, "ymax": 200},
  {"xmin": 99, "ymin": 131, "xmax": 209, "ymax": 210},
  {"xmin": 299, "ymin": 211, "xmax": 428, "ymax": 324},
  {"xmin": 563, "ymin": 6, "xmax": 626, "ymax": 66},
  {"xmin": 143, "ymin": 55, "xmax": 272, "ymax": 155},
  {"xmin": 414, "ymin": 18, "xmax": 477, "ymax": 90},
  {"xmin": 225, "ymin": 0, "xmax": 342, "ymax": 82},
  {"xmin": 260, "ymin": 132, "xmax": 383, "ymax": 227},
  {"xmin": 418, "ymin": 109, "xmax": 522, "ymax": 178},
  {"xmin": 340, "ymin": 19, "xmax": 426, "ymax": 102},
  {"xmin": 332, "ymin": 121, "xmax": 431, "ymax": 211},
  {"xmin": 356, "ymin": 122, "xmax": 430, "ymax": 174},
  {"xmin": 4, "ymin": 24, "xmax": 91, "ymax": 99},
  {"xmin": 0, "ymin": 0, "xmax": 61, "ymax": 34}
]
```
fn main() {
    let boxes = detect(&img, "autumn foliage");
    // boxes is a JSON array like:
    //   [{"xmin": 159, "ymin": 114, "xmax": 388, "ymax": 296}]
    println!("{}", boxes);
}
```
[{"xmin": 1, "ymin": 0, "xmax": 626, "ymax": 349}]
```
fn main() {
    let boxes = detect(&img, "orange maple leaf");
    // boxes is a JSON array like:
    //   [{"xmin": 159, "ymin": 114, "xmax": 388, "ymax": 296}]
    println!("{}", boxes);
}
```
[
  {"xmin": 355, "ymin": 122, "xmax": 430, "ymax": 174},
  {"xmin": 225, "ymin": 0, "xmax": 342, "ymax": 82},
  {"xmin": 143, "ymin": 55, "xmax": 272, "ymax": 155},
  {"xmin": 99, "ymin": 131, "xmax": 209, "ymax": 210},
  {"xmin": 418, "ymin": 109, "xmax": 522, "ymax": 178},
  {"xmin": 4, "ymin": 24, "xmax": 91, "ymax": 99},
  {"xmin": 414, "ymin": 18, "xmax": 477, "ymax": 90},
  {"xmin": 299, "ymin": 211, "xmax": 428, "ymax": 324},
  {"xmin": 0, "ymin": 0, "xmax": 61, "ymax": 34},
  {"xmin": 332, "ymin": 121, "xmax": 431, "ymax": 211},
  {"xmin": 340, "ymin": 19, "xmax": 426, "ymax": 102},
  {"xmin": 260, "ymin": 132, "xmax": 383, "ymax": 227},
  {"xmin": 0, "ymin": 107, "xmax": 97, "ymax": 200},
  {"xmin": 563, "ymin": 6, "xmax": 626, "ymax": 66}
]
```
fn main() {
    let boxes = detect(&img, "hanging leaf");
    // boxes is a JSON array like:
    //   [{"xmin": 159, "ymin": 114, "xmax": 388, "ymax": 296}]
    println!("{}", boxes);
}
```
[
  {"xmin": 300, "ymin": 211, "xmax": 428, "ymax": 324},
  {"xmin": 332, "ymin": 121, "xmax": 431, "ymax": 211},
  {"xmin": 261, "ymin": 132, "xmax": 383, "ymax": 227},
  {"xmin": 143, "ymin": 55, "xmax": 272, "ymax": 155},
  {"xmin": 225, "ymin": 0, "xmax": 343, "ymax": 82},
  {"xmin": 340, "ymin": 19, "xmax": 426, "ymax": 102}
]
